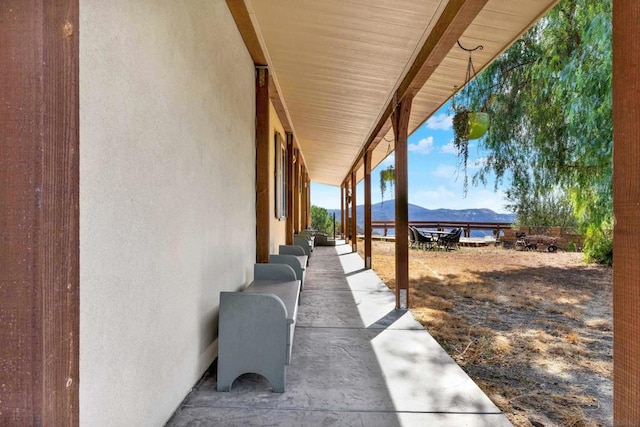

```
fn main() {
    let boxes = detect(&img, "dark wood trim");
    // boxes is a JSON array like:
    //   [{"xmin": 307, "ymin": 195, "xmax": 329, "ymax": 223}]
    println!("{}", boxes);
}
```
[
  {"xmin": 225, "ymin": 0, "xmax": 267, "ymax": 66},
  {"xmin": 344, "ymin": 0, "xmax": 488, "ymax": 185},
  {"xmin": 286, "ymin": 133, "xmax": 295, "ymax": 244},
  {"xmin": 340, "ymin": 185, "xmax": 345, "ymax": 238},
  {"xmin": 0, "ymin": 1, "xmax": 80, "ymax": 425},
  {"xmin": 255, "ymin": 67, "xmax": 270, "ymax": 263},
  {"xmin": 307, "ymin": 175, "xmax": 311, "ymax": 227},
  {"xmin": 293, "ymin": 150, "xmax": 300, "ymax": 233},
  {"xmin": 392, "ymin": 95, "xmax": 414, "ymax": 309},
  {"xmin": 364, "ymin": 151, "xmax": 372, "ymax": 269},
  {"xmin": 613, "ymin": 1, "xmax": 640, "ymax": 422},
  {"xmin": 300, "ymin": 163, "xmax": 310, "ymax": 230},
  {"xmin": 351, "ymin": 171, "xmax": 358, "ymax": 252}
]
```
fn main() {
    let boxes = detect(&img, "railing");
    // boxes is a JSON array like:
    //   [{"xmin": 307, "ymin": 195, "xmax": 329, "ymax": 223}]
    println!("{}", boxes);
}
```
[{"xmin": 371, "ymin": 220, "xmax": 513, "ymax": 238}]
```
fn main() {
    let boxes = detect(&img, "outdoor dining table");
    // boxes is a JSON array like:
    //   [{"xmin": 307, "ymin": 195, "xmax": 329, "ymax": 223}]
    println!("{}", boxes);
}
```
[{"xmin": 419, "ymin": 229, "xmax": 451, "ymax": 241}]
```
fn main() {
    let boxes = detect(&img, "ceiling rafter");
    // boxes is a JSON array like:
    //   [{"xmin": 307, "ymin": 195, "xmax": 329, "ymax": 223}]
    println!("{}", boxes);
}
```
[{"xmin": 344, "ymin": 0, "xmax": 489, "ymax": 185}]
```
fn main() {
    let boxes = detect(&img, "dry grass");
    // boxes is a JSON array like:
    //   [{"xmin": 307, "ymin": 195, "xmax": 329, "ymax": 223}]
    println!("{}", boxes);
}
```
[{"xmin": 359, "ymin": 241, "xmax": 613, "ymax": 427}]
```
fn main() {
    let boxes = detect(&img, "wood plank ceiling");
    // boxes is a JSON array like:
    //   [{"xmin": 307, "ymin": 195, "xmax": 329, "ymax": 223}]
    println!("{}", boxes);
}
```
[{"xmin": 241, "ymin": 0, "xmax": 560, "ymax": 186}]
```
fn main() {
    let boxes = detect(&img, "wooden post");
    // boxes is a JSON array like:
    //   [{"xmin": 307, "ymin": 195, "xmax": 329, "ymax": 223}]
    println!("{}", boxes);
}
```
[
  {"xmin": 340, "ymin": 184, "xmax": 345, "ymax": 238},
  {"xmin": 255, "ymin": 66, "xmax": 270, "ymax": 263},
  {"xmin": 306, "ymin": 174, "xmax": 311, "ymax": 227},
  {"xmin": 0, "ymin": 2, "xmax": 80, "ymax": 424},
  {"xmin": 300, "ymin": 166, "xmax": 308, "ymax": 229},
  {"xmin": 364, "ymin": 150, "xmax": 373, "ymax": 269},
  {"xmin": 351, "ymin": 170, "xmax": 358, "ymax": 252},
  {"xmin": 286, "ymin": 133, "xmax": 294, "ymax": 244},
  {"xmin": 392, "ymin": 94, "xmax": 413, "ymax": 309},
  {"xmin": 294, "ymin": 150, "xmax": 301, "ymax": 233},
  {"xmin": 613, "ymin": 2, "xmax": 640, "ymax": 422}
]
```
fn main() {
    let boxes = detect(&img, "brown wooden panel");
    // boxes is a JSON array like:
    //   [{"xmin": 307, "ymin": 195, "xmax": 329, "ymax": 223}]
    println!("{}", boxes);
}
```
[
  {"xmin": 256, "ymin": 67, "xmax": 270, "ymax": 263},
  {"xmin": 340, "ymin": 185, "xmax": 345, "ymax": 238},
  {"xmin": 364, "ymin": 151, "xmax": 372, "ymax": 269},
  {"xmin": 0, "ymin": 1, "xmax": 79, "ymax": 425},
  {"xmin": 613, "ymin": 1, "xmax": 640, "ymax": 422},
  {"xmin": 351, "ymin": 171, "xmax": 357, "ymax": 252},
  {"xmin": 225, "ymin": 0, "xmax": 267, "ymax": 66},
  {"xmin": 392, "ymin": 96, "xmax": 413, "ymax": 309},
  {"xmin": 286, "ymin": 133, "xmax": 294, "ymax": 244}
]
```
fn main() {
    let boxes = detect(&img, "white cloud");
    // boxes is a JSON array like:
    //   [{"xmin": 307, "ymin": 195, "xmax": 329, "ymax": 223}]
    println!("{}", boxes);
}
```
[
  {"xmin": 440, "ymin": 140, "xmax": 457, "ymax": 155},
  {"xmin": 431, "ymin": 164, "xmax": 458, "ymax": 179},
  {"xmin": 425, "ymin": 113, "xmax": 453, "ymax": 131},
  {"xmin": 408, "ymin": 137, "xmax": 434, "ymax": 155},
  {"xmin": 412, "ymin": 186, "xmax": 510, "ymax": 213}
]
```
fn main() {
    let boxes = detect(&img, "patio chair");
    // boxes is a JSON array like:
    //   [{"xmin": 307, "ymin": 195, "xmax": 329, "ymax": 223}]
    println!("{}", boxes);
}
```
[
  {"xmin": 409, "ymin": 227, "xmax": 417, "ymax": 248},
  {"xmin": 438, "ymin": 228, "xmax": 462, "ymax": 251},
  {"xmin": 411, "ymin": 226, "xmax": 433, "ymax": 250}
]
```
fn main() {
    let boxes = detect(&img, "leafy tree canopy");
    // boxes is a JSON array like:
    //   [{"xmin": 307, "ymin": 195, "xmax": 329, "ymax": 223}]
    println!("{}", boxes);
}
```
[
  {"xmin": 311, "ymin": 205, "xmax": 337, "ymax": 235},
  {"xmin": 456, "ymin": 0, "xmax": 612, "ymax": 263}
]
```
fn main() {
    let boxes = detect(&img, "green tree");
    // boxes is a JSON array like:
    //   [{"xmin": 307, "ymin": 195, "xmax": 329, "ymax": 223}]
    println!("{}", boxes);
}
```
[
  {"xmin": 458, "ymin": 0, "xmax": 612, "ymax": 263},
  {"xmin": 311, "ymin": 205, "xmax": 336, "ymax": 235}
]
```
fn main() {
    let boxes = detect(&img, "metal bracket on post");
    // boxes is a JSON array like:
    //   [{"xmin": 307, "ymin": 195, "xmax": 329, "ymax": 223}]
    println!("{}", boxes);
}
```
[
  {"xmin": 256, "ymin": 65, "xmax": 268, "ymax": 88},
  {"xmin": 399, "ymin": 289, "xmax": 407, "ymax": 310}
]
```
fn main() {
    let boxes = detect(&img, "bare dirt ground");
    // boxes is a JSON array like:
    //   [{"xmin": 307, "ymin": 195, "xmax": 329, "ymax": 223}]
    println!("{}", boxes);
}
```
[{"xmin": 359, "ymin": 241, "xmax": 613, "ymax": 427}]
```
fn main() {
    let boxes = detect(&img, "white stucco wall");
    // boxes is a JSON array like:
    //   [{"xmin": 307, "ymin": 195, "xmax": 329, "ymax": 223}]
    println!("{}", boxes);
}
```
[{"xmin": 79, "ymin": 1, "xmax": 255, "ymax": 425}]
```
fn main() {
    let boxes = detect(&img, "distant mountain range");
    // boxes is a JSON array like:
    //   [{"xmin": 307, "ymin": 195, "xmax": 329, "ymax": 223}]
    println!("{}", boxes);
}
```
[{"xmin": 326, "ymin": 200, "xmax": 515, "ymax": 237}]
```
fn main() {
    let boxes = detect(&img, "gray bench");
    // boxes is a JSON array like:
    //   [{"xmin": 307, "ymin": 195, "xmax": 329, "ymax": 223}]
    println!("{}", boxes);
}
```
[
  {"xmin": 293, "ymin": 235, "xmax": 313, "ymax": 257},
  {"xmin": 217, "ymin": 263, "xmax": 301, "ymax": 393},
  {"xmin": 279, "ymin": 244, "xmax": 309, "ymax": 266},
  {"xmin": 269, "ymin": 254, "xmax": 307, "ymax": 291}
]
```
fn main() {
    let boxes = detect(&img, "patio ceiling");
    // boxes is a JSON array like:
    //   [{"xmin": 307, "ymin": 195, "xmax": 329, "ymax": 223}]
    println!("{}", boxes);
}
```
[{"xmin": 230, "ymin": 0, "xmax": 560, "ymax": 186}]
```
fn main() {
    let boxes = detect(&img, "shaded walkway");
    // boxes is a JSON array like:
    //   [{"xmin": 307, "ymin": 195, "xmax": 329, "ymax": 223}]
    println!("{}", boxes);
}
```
[{"xmin": 167, "ymin": 244, "xmax": 511, "ymax": 426}]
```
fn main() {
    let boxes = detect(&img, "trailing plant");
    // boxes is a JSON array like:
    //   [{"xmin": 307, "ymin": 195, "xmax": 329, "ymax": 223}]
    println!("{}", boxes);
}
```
[
  {"xmin": 459, "ymin": 0, "xmax": 612, "ymax": 263},
  {"xmin": 379, "ymin": 165, "xmax": 395, "ymax": 204},
  {"xmin": 451, "ymin": 88, "xmax": 490, "ymax": 194}
]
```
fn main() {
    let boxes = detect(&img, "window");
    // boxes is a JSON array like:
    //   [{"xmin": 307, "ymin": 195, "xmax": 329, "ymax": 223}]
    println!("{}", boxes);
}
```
[{"xmin": 274, "ymin": 132, "xmax": 287, "ymax": 220}]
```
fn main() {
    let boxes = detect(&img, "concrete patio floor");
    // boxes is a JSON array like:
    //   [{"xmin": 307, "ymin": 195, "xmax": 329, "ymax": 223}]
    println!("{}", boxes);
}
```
[{"xmin": 167, "ymin": 244, "xmax": 512, "ymax": 426}]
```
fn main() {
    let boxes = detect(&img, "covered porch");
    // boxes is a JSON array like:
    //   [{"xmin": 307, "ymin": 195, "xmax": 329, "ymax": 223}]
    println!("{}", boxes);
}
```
[
  {"xmin": 2, "ymin": 0, "xmax": 638, "ymax": 425},
  {"xmin": 168, "ymin": 244, "xmax": 510, "ymax": 426}
]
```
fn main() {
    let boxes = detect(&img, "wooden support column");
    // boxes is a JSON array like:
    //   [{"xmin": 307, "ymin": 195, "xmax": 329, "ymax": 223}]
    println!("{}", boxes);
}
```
[
  {"xmin": 300, "ymin": 166, "xmax": 308, "ymax": 229},
  {"xmin": 255, "ymin": 66, "xmax": 270, "ymax": 263},
  {"xmin": 293, "ymin": 151, "xmax": 301, "ymax": 233},
  {"xmin": 340, "ymin": 184, "xmax": 345, "ymax": 238},
  {"xmin": 351, "ymin": 170, "xmax": 357, "ymax": 252},
  {"xmin": 306, "ymin": 174, "xmax": 311, "ymax": 227},
  {"xmin": 0, "ymin": 2, "xmax": 80, "ymax": 425},
  {"xmin": 392, "ymin": 95, "xmax": 414, "ymax": 309},
  {"xmin": 613, "ymin": 2, "xmax": 640, "ymax": 422},
  {"xmin": 364, "ymin": 150, "xmax": 373, "ymax": 269},
  {"xmin": 286, "ymin": 133, "xmax": 295, "ymax": 244}
]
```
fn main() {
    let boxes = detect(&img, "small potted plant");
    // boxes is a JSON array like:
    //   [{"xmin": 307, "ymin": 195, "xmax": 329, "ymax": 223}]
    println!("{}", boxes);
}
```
[
  {"xmin": 451, "ymin": 85, "xmax": 490, "ymax": 192},
  {"xmin": 379, "ymin": 165, "xmax": 395, "ymax": 204}
]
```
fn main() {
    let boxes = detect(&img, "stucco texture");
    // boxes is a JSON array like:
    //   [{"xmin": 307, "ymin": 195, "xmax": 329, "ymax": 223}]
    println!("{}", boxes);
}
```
[{"xmin": 79, "ymin": 1, "xmax": 255, "ymax": 425}]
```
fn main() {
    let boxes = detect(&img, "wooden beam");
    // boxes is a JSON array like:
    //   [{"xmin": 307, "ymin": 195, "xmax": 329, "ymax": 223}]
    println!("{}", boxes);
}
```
[
  {"xmin": 364, "ymin": 150, "xmax": 372, "ymax": 269},
  {"xmin": 613, "ymin": 1, "xmax": 640, "ymax": 422},
  {"xmin": 255, "ymin": 67, "xmax": 270, "ymax": 263},
  {"xmin": 340, "ymin": 184, "xmax": 345, "ymax": 239},
  {"xmin": 343, "ymin": 0, "xmax": 489, "ymax": 185},
  {"xmin": 0, "ymin": 1, "xmax": 79, "ymax": 424},
  {"xmin": 286, "ymin": 133, "xmax": 295, "ymax": 244},
  {"xmin": 392, "ymin": 95, "xmax": 414, "ymax": 309},
  {"xmin": 293, "ymin": 149, "xmax": 301, "ymax": 233},
  {"xmin": 351, "ymin": 170, "xmax": 357, "ymax": 252},
  {"xmin": 225, "ymin": 0, "xmax": 267, "ymax": 65}
]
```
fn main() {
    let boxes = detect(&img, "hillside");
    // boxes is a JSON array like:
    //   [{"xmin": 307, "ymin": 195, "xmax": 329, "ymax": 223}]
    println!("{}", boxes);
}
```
[{"xmin": 325, "ymin": 200, "xmax": 514, "ymax": 237}]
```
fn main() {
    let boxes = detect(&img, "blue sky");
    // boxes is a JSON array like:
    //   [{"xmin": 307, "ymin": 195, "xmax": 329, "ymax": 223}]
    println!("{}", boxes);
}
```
[{"xmin": 311, "ymin": 102, "xmax": 511, "ymax": 214}]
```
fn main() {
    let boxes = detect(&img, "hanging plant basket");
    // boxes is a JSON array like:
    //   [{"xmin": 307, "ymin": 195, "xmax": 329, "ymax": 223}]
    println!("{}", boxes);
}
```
[
  {"xmin": 379, "ymin": 165, "xmax": 395, "ymax": 205},
  {"xmin": 467, "ymin": 112, "xmax": 490, "ymax": 140}
]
